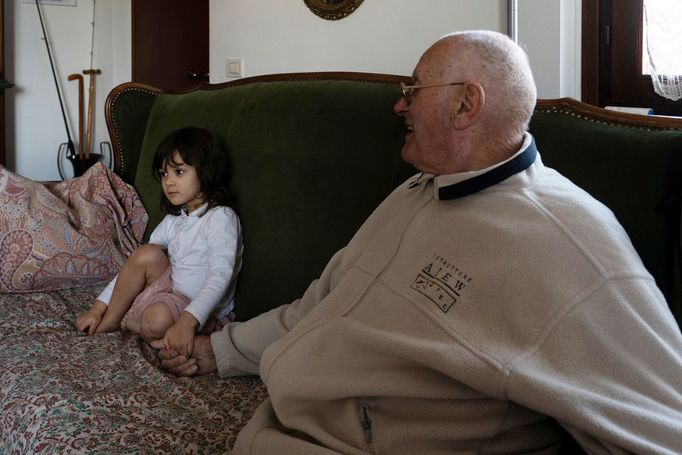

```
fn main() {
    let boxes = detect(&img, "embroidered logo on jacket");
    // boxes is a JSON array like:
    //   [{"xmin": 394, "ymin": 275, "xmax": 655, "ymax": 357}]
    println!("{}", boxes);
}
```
[{"xmin": 411, "ymin": 254, "xmax": 472, "ymax": 313}]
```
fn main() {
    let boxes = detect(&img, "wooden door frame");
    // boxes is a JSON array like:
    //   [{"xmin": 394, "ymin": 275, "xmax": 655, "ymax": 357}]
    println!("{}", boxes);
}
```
[
  {"xmin": 0, "ymin": 0, "xmax": 16, "ymax": 167},
  {"xmin": 581, "ymin": 0, "xmax": 599, "ymax": 106},
  {"xmin": 0, "ymin": 0, "xmax": 7, "ymax": 165},
  {"xmin": 0, "ymin": 0, "xmax": 14, "ymax": 166}
]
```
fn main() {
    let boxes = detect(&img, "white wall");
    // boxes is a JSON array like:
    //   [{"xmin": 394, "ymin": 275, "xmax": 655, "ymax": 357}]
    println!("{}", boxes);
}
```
[
  {"xmin": 210, "ymin": 0, "xmax": 581, "ymax": 101},
  {"xmin": 560, "ymin": 0, "xmax": 582, "ymax": 98},
  {"xmin": 6, "ymin": 0, "xmax": 580, "ymax": 181},
  {"xmin": 517, "ymin": 0, "xmax": 581, "ymax": 99},
  {"xmin": 518, "ymin": 0, "xmax": 562, "ymax": 98},
  {"xmin": 209, "ymin": 0, "xmax": 506, "ymax": 81},
  {"xmin": 7, "ymin": 0, "xmax": 130, "ymax": 181}
]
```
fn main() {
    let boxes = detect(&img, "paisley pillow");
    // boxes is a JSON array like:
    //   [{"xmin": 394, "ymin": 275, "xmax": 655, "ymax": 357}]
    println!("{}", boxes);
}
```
[{"xmin": 0, "ymin": 163, "xmax": 148, "ymax": 292}]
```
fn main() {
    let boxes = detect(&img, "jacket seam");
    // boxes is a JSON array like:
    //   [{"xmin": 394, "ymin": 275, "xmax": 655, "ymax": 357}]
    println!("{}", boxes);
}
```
[{"xmin": 500, "ymin": 273, "xmax": 657, "ymax": 399}]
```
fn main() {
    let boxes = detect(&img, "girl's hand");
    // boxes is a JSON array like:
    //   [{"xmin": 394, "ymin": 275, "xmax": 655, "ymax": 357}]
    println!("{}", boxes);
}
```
[
  {"xmin": 158, "ymin": 335, "xmax": 217, "ymax": 377},
  {"xmin": 161, "ymin": 312, "xmax": 199, "ymax": 357},
  {"xmin": 75, "ymin": 301, "xmax": 108, "ymax": 335}
]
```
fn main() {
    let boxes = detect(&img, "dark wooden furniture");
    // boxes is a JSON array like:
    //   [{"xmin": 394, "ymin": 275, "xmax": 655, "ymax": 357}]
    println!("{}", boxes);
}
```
[{"xmin": 0, "ymin": 0, "xmax": 13, "ymax": 166}]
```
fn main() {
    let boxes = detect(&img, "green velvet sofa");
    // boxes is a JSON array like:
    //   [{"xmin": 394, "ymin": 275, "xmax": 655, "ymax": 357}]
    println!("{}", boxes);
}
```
[
  {"xmin": 2, "ymin": 72, "xmax": 680, "ymax": 453},
  {"xmin": 106, "ymin": 72, "xmax": 682, "ymax": 326}
]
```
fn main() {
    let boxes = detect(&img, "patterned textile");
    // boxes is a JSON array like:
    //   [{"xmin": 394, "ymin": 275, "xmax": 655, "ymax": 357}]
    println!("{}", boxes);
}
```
[
  {"xmin": 0, "ymin": 284, "xmax": 268, "ymax": 453},
  {"xmin": 0, "ymin": 163, "xmax": 148, "ymax": 292}
]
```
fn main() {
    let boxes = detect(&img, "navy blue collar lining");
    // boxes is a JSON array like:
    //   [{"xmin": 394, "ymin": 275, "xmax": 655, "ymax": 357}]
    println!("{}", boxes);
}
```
[{"xmin": 437, "ymin": 139, "xmax": 537, "ymax": 200}]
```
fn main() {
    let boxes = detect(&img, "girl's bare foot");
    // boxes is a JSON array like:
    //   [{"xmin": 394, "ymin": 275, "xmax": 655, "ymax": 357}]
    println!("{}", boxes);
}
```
[
  {"xmin": 95, "ymin": 313, "xmax": 123, "ymax": 333},
  {"xmin": 120, "ymin": 312, "xmax": 141, "ymax": 333},
  {"xmin": 75, "ymin": 301, "xmax": 108, "ymax": 334}
]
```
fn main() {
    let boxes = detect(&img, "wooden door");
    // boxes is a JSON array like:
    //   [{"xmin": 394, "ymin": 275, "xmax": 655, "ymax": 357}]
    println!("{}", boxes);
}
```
[
  {"xmin": 0, "ymin": 0, "xmax": 12, "ymax": 166},
  {"xmin": 132, "ymin": 0, "xmax": 209, "ymax": 90}
]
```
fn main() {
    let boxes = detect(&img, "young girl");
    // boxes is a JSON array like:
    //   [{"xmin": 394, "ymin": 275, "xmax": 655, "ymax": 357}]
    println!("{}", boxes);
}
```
[{"xmin": 75, "ymin": 127, "xmax": 242, "ymax": 358}]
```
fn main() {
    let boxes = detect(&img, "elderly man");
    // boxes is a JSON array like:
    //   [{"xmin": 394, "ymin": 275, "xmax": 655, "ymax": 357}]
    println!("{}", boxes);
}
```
[{"xmin": 160, "ymin": 30, "xmax": 682, "ymax": 453}]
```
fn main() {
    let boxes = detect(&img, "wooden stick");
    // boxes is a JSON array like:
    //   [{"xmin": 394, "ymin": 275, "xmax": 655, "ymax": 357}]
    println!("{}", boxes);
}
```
[
  {"xmin": 67, "ymin": 73, "xmax": 84, "ymax": 160},
  {"xmin": 83, "ymin": 69, "xmax": 101, "ymax": 160}
]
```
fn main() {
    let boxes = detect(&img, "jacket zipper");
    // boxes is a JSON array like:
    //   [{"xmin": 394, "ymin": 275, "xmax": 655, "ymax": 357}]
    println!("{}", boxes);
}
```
[{"xmin": 360, "ymin": 405, "xmax": 379, "ymax": 454}]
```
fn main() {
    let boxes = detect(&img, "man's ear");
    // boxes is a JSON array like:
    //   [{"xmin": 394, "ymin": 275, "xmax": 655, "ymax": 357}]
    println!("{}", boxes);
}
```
[{"xmin": 451, "ymin": 83, "xmax": 485, "ymax": 129}]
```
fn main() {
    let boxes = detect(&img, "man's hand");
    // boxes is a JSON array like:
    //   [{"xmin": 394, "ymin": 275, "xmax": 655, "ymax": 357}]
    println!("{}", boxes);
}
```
[{"xmin": 157, "ymin": 334, "xmax": 217, "ymax": 377}]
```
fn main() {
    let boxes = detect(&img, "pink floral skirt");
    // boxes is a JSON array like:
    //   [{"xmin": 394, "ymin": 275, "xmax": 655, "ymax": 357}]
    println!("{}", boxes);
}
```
[{"xmin": 125, "ymin": 266, "xmax": 234, "ymax": 333}]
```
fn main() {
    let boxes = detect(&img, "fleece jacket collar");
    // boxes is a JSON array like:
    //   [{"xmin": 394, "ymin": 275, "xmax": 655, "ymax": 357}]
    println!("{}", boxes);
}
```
[{"xmin": 431, "ymin": 133, "xmax": 537, "ymax": 200}]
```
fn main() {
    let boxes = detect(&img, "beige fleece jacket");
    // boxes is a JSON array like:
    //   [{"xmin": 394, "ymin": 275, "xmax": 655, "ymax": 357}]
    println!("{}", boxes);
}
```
[{"xmin": 212, "ymin": 137, "xmax": 682, "ymax": 454}]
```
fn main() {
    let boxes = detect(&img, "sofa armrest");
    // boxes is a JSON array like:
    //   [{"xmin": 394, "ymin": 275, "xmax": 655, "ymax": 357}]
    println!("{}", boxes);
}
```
[{"xmin": 105, "ymin": 82, "xmax": 162, "ymax": 184}]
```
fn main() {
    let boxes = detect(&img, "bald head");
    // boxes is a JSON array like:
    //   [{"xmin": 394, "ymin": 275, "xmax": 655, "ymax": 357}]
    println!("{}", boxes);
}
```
[
  {"xmin": 395, "ymin": 30, "xmax": 538, "ymax": 174},
  {"xmin": 425, "ymin": 30, "xmax": 537, "ymax": 148}
]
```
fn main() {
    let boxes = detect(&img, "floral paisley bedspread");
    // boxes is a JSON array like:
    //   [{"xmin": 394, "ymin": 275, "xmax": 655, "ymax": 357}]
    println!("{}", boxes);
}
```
[
  {"xmin": 0, "ymin": 284, "xmax": 268, "ymax": 454},
  {"xmin": 0, "ymin": 163, "xmax": 147, "ymax": 292}
]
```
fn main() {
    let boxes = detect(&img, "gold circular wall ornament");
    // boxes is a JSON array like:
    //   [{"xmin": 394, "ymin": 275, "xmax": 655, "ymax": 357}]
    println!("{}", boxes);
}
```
[{"xmin": 303, "ymin": 0, "xmax": 365, "ymax": 21}]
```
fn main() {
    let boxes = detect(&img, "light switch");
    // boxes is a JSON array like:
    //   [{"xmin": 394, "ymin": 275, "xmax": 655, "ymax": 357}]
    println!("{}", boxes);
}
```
[{"xmin": 225, "ymin": 59, "xmax": 243, "ymax": 78}]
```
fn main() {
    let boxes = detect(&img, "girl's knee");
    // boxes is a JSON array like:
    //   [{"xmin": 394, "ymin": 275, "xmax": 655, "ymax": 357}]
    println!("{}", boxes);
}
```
[
  {"xmin": 139, "ymin": 303, "xmax": 175, "ymax": 342},
  {"xmin": 125, "ymin": 245, "xmax": 169, "ymax": 284},
  {"xmin": 129, "ymin": 244, "xmax": 168, "ymax": 268}
]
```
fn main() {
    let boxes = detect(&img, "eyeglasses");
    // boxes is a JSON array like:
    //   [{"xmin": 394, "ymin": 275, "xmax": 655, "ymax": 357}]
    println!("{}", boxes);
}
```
[{"xmin": 400, "ymin": 81, "xmax": 465, "ymax": 105}]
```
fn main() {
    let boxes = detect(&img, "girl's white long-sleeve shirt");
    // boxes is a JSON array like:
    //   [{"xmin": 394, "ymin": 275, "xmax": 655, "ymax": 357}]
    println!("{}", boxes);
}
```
[{"xmin": 98, "ymin": 204, "xmax": 243, "ymax": 327}]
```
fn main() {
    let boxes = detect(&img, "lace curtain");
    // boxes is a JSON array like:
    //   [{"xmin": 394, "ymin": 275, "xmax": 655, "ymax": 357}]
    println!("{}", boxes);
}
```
[{"xmin": 643, "ymin": 0, "xmax": 682, "ymax": 101}]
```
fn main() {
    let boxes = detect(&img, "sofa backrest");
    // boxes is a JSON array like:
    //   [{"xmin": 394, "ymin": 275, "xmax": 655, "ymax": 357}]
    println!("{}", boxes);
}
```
[
  {"xmin": 106, "ymin": 73, "xmax": 416, "ymax": 321},
  {"xmin": 106, "ymin": 74, "xmax": 682, "ymax": 325}
]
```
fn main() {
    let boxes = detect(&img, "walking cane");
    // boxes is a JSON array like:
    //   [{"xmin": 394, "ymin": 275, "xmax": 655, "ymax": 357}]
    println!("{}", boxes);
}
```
[
  {"xmin": 67, "ymin": 73, "xmax": 84, "ymax": 160},
  {"xmin": 83, "ymin": 68, "xmax": 101, "ymax": 160}
]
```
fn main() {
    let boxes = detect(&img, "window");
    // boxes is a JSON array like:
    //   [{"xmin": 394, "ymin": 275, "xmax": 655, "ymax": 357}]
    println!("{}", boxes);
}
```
[
  {"xmin": 582, "ymin": 0, "xmax": 682, "ymax": 115},
  {"xmin": 642, "ymin": 0, "xmax": 682, "ymax": 101}
]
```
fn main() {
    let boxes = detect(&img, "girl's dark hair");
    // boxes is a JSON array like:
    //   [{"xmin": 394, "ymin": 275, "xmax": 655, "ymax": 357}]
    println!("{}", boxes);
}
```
[{"xmin": 152, "ymin": 127, "xmax": 234, "ymax": 216}]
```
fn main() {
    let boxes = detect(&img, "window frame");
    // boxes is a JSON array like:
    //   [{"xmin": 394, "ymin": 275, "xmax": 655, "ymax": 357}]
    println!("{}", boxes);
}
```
[{"xmin": 581, "ymin": 0, "xmax": 682, "ymax": 115}]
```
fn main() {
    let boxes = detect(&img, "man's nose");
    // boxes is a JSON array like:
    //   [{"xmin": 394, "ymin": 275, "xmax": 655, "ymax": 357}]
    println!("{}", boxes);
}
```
[{"xmin": 394, "ymin": 96, "xmax": 408, "ymax": 115}]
